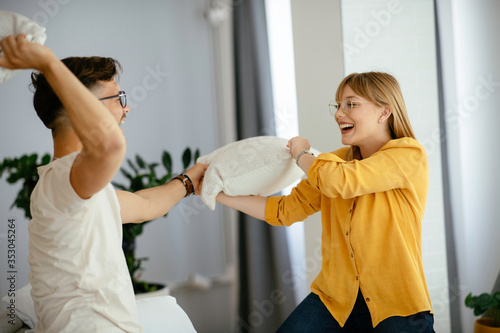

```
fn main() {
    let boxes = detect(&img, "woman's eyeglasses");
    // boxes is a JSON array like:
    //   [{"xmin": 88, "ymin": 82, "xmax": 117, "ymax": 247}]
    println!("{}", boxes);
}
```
[
  {"xmin": 329, "ymin": 99, "xmax": 370, "ymax": 116},
  {"xmin": 99, "ymin": 91, "xmax": 127, "ymax": 108}
]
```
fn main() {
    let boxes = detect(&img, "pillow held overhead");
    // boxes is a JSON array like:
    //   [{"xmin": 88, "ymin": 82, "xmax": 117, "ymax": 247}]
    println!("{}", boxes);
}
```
[
  {"xmin": 0, "ymin": 10, "xmax": 47, "ymax": 85},
  {"xmin": 197, "ymin": 136, "xmax": 321, "ymax": 210}
]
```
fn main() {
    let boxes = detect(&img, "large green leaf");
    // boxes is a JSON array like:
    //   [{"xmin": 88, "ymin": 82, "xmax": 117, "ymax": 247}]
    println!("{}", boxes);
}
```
[
  {"xmin": 477, "ymin": 293, "xmax": 492, "ymax": 309},
  {"xmin": 0, "ymin": 152, "xmax": 51, "ymax": 219},
  {"xmin": 162, "ymin": 151, "xmax": 172, "ymax": 174},
  {"xmin": 130, "ymin": 176, "xmax": 146, "ymax": 191},
  {"xmin": 182, "ymin": 148, "xmax": 192, "ymax": 170},
  {"xmin": 147, "ymin": 163, "xmax": 159, "ymax": 186},
  {"xmin": 120, "ymin": 168, "xmax": 133, "ymax": 182},
  {"xmin": 127, "ymin": 158, "xmax": 139, "ymax": 174},
  {"xmin": 41, "ymin": 154, "xmax": 51, "ymax": 165},
  {"xmin": 6, "ymin": 171, "xmax": 20, "ymax": 183},
  {"xmin": 28, "ymin": 153, "xmax": 37, "ymax": 165},
  {"xmin": 136, "ymin": 155, "xmax": 146, "ymax": 169}
]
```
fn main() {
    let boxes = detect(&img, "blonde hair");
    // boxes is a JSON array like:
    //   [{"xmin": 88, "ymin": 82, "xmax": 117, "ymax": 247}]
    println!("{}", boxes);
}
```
[{"xmin": 335, "ymin": 72, "xmax": 416, "ymax": 160}]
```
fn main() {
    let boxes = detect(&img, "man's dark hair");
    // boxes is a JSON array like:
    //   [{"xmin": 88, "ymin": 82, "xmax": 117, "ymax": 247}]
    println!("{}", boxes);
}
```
[{"xmin": 30, "ymin": 56, "xmax": 122, "ymax": 131}]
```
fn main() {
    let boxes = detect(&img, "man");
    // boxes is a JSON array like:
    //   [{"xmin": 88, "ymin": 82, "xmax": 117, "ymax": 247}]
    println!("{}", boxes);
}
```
[{"xmin": 0, "ymin": 34, "xmax": 205, "ymax": 332}]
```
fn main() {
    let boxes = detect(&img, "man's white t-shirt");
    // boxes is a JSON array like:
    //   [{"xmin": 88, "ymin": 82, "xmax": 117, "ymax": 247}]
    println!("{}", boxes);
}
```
[{"xmin": 28, "ymin": 152, "xmax": 143, "ymax": 332}]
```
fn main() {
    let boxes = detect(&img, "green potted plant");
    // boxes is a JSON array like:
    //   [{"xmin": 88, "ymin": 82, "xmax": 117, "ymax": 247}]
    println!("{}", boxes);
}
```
[
  {"xmin": 112, "ymin": 147, "xmax": 200, "ymax": 294},
  {"xmin": 1, "ymin": 148, "xmax": 200, "ymax": 295},
  {"xmin": 465, "ymin": 291, "xmax": 500, "ymax": 332},
  {"xmin": 0, "ymin": 153, "xmax": 51, "ymax": 219}
]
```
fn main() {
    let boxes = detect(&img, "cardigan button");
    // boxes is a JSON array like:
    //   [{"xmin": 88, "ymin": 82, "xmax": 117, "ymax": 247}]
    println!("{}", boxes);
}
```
[{"xmin": 366, "ymin": 298, "xmax": 371, "ymax": 302}]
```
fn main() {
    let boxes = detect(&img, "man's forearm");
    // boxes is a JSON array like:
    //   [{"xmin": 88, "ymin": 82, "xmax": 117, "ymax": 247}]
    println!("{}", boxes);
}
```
[{"xmin": 132, "ymin": 180, "xmax": 187, "ymax": 222}]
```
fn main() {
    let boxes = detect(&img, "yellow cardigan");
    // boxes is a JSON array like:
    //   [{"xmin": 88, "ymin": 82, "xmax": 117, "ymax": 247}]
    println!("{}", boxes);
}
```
[{"xmin": 265, "ymin": 137, "xmax": 432, "ymax": 327}]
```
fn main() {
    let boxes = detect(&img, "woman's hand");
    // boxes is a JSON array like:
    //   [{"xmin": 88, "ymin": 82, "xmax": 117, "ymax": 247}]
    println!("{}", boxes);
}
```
[{"xmin": 287, "ymin": 136, "xmax": 311, "ymax": 159}]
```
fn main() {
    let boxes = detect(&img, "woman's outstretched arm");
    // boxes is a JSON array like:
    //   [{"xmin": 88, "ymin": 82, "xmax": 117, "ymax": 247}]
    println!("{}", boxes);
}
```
[{"xmin": 216, "ymin": 192, "xmax": 267, "ymax": 221}]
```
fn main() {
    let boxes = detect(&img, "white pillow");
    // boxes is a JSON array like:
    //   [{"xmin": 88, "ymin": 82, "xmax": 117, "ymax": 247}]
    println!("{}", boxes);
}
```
[
  {"xmin": 0, "ymin": 10, "xmax": 47, "ymax": 85},
  {"xmin": 1, "ymin": 283, "xmax": 36, "ymax": 329},
  {"xmin": 197, "ymin": 136, "xmax": 321, "ymax": 210},
  {"xmin": 2, "ymin": 284, "xmax": 197, "ymax": 332},
  {"xmin": 137, "ymin": 295, "xmax": 196, "ymax": 333}
]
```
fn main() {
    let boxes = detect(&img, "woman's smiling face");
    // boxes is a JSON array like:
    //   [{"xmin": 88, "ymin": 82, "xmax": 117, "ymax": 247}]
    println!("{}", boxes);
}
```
[{"xmin": 335, "ymin": 84, "xmax": 392, "ymax": 157}]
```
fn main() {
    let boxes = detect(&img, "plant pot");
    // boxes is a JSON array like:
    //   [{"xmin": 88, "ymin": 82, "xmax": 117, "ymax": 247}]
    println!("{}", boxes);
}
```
[
  {"xmin": 134, "ymin": 282, "xmax": 170, "ymax": 300},
  {"xmin": 475, "ymin": 318, "xmax": 500, "ymax": 333}
]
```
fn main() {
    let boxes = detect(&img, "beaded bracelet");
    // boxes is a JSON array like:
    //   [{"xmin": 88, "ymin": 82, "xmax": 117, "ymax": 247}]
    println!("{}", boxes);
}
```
[{"xmin": 295, "ymin": 149, "xmax": 314, "ymax": 166}]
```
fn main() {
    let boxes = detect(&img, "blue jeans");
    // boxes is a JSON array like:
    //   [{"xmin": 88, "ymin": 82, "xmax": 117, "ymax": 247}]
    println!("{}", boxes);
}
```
[{"xmin": 276, "ymin": 291, "xmax": 434, "ymax": 333}]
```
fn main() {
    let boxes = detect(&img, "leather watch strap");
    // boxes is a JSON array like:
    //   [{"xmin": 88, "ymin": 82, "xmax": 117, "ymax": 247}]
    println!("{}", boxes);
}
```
[{"xmin": 173, "ymin": 174, "xmax": 194, "ymax": 197}]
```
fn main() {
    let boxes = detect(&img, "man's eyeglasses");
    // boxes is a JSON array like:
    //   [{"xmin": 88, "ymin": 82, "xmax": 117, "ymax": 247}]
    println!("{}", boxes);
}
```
[
  {"xmin": 99, "ymin": 91, "xmax": 127, "ymax": 108},
  {"xmin": 329, "ymin": 99, "xmax": 370, "ymax": 116}
]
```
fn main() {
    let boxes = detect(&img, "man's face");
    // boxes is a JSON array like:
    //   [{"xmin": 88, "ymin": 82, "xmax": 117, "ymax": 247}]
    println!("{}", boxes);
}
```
[{"xmin": 97, "ymin": 79, "xmax": 129, "ymax": 131}]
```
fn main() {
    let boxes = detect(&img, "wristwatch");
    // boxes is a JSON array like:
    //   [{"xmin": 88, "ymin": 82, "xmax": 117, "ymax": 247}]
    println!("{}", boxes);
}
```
[{"xmin": 173, "ymin": 174, "xmax": 194, "ymax": 197}]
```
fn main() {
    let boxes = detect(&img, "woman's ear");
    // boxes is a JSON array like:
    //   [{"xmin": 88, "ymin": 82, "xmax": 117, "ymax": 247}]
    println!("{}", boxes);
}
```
[{"xmin": 380, "ymin": 107, "xmax": 392, "ymax": 122}]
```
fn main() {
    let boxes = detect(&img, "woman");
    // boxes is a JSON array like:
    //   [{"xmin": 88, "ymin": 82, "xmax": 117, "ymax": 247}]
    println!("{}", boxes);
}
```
[{"xmin": 217, "ymin": 72, "xmax": 434, "ymax": 332}]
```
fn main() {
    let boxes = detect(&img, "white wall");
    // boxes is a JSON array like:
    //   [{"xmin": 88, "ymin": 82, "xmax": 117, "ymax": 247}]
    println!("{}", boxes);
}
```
[
  {"xmin": 340, "ymin": 1, "xmax": 451, "ymax": 331},
  {"xmin": 0, "ymin": 1, "xmax": 235, "ymax": 331},
  {"xmin": 441, "ymin": 0, "xmax": 500, "ymax": 331},
  {"xmin": 289, "ymin": 0, "xmax": 345, "ymax": 293}
]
